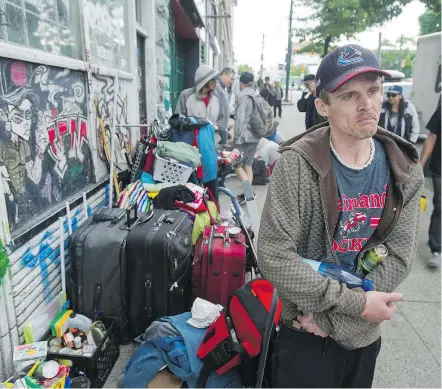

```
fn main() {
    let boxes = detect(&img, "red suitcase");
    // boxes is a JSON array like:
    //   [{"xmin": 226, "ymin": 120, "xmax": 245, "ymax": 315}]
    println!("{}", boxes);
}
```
[{"xmin": 192, "ymin": 224, "xmax": 247, "ymax": 306}]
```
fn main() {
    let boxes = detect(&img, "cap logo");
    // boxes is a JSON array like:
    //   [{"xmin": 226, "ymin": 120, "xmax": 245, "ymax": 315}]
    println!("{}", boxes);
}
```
[{"xmin": 337, "ymin": 47, "xmax": 363, "ymax": 67}]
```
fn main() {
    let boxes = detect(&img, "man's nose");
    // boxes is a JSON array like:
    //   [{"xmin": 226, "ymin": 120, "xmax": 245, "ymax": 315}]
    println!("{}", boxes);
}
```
[{"xmin": 358, "ymin": 94, "xmax": 371, "ymax": 110}]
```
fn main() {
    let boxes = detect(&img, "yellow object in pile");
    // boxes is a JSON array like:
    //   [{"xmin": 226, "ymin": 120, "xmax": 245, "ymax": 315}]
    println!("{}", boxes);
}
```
[{"xmin": 420, "ymin": 195, "xmax": 427, "ymax": 212}]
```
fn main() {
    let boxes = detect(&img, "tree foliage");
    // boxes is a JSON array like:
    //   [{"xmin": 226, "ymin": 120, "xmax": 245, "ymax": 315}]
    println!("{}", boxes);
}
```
[
  {"xmin": 420, "ymin": 0, "xmax": 441, "ymax": 13},
  {"xmin": 237, "ymin": 64, "xmax": 254, "ymax": 74},
  {"xmin": 419, "ymin": 9, "xmax": 441, "ymax": 35},
  {"xmin": 297, "ymin": 0, "xmax": 412, "ymax": 56}
]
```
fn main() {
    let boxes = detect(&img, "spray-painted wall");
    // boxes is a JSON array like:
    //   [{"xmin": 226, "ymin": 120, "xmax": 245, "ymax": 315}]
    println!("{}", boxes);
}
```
[
  {"xmin": 0, "ymin": 59, "xmax": 95, "ymax": 236},
  {"xmin": 0, "ymin": 185, "xmax": 108, "ymax": 381},
  {"xmin": 0, "ymin": 62, "xmax": 136, "ymax": 381},
  {"xmin": 90, "ymin": 74, "xmax": 134, "ymax": 179}
]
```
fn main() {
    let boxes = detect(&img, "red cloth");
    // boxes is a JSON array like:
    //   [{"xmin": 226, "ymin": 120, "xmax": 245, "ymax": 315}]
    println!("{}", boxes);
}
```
[
  {"xmin": 142, "ymin": 136, "xmax": 157, "ymax": 174},
  {"xmin": 202, "ymin": 95, "xmax": 210, "ymax": 107}
]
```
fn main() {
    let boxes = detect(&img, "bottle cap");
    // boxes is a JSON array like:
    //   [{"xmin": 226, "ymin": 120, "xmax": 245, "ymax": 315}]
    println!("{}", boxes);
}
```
[{"xmin": 362, "ymin": 279, "xmax": 373, "ymax": 291}]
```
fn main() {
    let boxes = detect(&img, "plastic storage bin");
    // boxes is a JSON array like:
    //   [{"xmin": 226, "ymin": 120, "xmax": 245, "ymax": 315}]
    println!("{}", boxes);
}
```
[{"xmin": 153, "ymin": 154, "xmax": 194, "ymax": 184}]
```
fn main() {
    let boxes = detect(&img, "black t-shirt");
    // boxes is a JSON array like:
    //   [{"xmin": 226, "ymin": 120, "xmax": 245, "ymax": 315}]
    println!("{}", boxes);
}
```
[{"xmin": 428, "ymin": 102, "xmax": 441, "ymax": 176}]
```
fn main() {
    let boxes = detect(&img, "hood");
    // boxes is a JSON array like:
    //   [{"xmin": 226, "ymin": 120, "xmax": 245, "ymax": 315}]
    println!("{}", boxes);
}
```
[
  {"xmin": 280, "ymin": 122, "xmax": 419, "ymax": 185},
  {"xmin": 195, "ymin": 64, "xmax": 218, "ymax": 94},
  {"xmin": 239, "ymin": 86, "xmax": 255, "ymax": 97}
]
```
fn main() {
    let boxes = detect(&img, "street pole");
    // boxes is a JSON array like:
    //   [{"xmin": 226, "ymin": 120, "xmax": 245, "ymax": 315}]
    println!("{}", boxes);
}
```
[
  {"xmin": 260, "ymin": 33, "xmax": 265, "ymax": 80},
  {"xmin": 284, "ymin": 0, "xmax": 294, "ymax": 103},
  {"xmin": 377, "ymin": 32, "xmax": 382, "ymax": 64}
]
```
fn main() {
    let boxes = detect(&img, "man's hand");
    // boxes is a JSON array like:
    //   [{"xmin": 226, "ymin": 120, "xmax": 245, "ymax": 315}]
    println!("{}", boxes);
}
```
[
  {"xmin": 296, "ymin": 313, "xmax": 329, "ymax": 338},
  {"xmin": 361, "ymin": 291, "xmax": 403, "ymax": 323}
]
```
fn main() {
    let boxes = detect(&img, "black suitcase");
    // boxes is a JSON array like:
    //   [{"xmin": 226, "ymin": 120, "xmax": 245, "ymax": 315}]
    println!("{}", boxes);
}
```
[
  {"xmin": 252, "ymin": 159, "xmax": 268, "ymax": 185},
  {"xmin": 126, "ymin": 209, "xmax": 193, "ymax": 339},
  {"xmin": 68, "ymin": 207, "xmax": 138, "ymax": 344}
]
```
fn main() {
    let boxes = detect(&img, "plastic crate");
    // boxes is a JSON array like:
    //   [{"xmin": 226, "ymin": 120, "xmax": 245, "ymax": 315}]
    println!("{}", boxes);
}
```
[
  {"xmin": 153, "ymin": 154, "xmax": 194, "ymax": 184},
  {"xmin": 46, "ymin": 317, "xmax": 120, "ymax": 388}
]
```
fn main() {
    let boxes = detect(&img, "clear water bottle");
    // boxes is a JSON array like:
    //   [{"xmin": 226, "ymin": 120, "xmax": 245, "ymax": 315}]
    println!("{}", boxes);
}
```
[{"xmin": 303, "ymin": 258, "xmax": 373, "ymax": 291}]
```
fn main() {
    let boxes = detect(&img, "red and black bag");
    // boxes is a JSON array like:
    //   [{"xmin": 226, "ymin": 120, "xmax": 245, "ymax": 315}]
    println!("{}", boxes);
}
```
[{"xmin": 196, "ymin": 279, "xmax": 282, "ymax": 388}]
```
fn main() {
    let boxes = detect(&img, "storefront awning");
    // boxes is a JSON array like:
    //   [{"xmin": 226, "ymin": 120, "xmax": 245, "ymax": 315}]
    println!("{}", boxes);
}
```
[{"xmin": 171, "ymin": 0, "xmax": 205, "ymax": 39}]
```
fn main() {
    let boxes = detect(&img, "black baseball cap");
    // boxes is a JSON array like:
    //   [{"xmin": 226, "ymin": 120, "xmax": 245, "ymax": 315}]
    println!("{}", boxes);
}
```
[
  {"xmin": 315, "ymin": 45, "xmax": 391, "ymax": 96},
  {"xmin": 303, "ymin": 74, "xmax": 315, "ymax": 82},
  {"xmin": 240, "ymin": 72, "xmax": 254, "ymax": 85}
]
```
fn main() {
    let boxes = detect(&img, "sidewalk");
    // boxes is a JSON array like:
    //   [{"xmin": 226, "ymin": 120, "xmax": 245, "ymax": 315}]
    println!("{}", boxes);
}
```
[{"xmin": 104, "ymin": 102, "xmax": 441, "ymax": 388}]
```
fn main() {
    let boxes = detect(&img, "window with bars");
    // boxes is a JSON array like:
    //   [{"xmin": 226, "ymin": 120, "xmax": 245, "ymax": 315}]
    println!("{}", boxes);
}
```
[{"xmin": 1, "ymin": 0, "xmax": 80, "ymax": 59}]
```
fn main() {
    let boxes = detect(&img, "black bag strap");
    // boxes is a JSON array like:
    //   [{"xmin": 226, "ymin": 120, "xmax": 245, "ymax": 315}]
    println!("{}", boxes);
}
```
[{"xmin": 255, "ymin": 287, "xmax": 278, "ymax": 388}]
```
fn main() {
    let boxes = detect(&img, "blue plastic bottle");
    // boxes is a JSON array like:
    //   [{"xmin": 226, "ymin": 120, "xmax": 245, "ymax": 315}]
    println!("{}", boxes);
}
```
[{"xmin": 303, "ymin": 258, "xmax": 372, "ymax": 291}]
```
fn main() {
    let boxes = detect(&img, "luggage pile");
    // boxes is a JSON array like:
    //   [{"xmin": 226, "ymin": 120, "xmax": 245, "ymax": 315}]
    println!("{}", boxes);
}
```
[{"xmin": 63, "ymin": 115, "xmax": 279, "ymax": 388}]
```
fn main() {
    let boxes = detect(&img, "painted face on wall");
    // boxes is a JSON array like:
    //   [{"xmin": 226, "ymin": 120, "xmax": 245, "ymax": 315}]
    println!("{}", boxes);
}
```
[{"xmin": 6, "ymin": 99, "xmax": 33, "ymax": 141}]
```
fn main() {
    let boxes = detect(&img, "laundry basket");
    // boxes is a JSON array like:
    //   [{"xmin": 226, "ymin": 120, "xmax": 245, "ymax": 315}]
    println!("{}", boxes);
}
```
[{"xmin": 153, "ymin": 154, "xmax": 194, "ymax": 184}]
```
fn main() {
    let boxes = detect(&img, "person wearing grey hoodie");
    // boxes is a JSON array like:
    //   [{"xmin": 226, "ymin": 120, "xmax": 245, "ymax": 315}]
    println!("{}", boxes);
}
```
[
  {"xmin": 234, "ymin": 72, "xmax": 261, "ymax": 202},
  {"xmin": 174, "ymin": 64, "xmax": 222, "ymax": 198}
]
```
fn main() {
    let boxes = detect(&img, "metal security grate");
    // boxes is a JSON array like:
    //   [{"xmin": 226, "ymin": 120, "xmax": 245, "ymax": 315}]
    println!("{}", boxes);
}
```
[{"xmin": 168, "ymin": 1, "xmax": 184, "ymax": 112}]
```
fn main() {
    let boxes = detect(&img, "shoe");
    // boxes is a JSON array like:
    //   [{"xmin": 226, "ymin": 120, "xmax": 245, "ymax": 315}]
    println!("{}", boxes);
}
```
[
  {"xmin": 236, "ymin": 193, "xmax": 257, "ymax": 205},
  {"xmin": 236, "ymin": 193, "xmax": 245, "ymax": 203},
  {"xmin": 427, "ymin": 252, "xmax": 441, "ymax": 269}
]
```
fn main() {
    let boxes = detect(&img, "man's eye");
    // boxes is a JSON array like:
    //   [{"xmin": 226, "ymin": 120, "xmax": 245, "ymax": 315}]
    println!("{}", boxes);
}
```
[
  {"xmin": 343, "ymin": 94, "xmax": 354, "ymax": 100},
  {"xmin": 369, "ymin": 89, "xmax": 379, "ymax": 95}
]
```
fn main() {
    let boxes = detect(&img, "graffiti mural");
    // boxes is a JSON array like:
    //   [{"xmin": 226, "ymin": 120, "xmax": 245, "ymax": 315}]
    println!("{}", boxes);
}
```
[
  {"xmin": 91, "ymin": 74, "xmax": 131, "ymax": 179},
  {"xmin": 0, "ymin": 59, "xmax": 94, "ymax": 233}
]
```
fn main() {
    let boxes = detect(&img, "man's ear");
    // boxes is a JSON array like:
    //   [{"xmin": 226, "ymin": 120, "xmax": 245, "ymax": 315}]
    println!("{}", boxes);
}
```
[{"xmin": 315, "ymin": 98, "xmax": 328, "ymax": 117}]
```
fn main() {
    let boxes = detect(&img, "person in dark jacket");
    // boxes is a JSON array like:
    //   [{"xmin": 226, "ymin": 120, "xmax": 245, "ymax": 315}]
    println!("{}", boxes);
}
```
[
  {"xmin": 260, "ymin": 76, "xmax": 274, "ymax": 106},
  {"xmin": 297, "ymin": 74, "xmax": 326, "ymax": 130},
  {"xmin": 420, "ymin": 97, "xmax": 441, "ymax": 268}
]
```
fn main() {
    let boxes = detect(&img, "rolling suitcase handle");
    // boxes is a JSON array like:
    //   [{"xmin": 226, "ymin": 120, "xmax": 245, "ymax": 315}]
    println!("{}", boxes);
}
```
[
  {"xmin": 202, "ymin": 188, "xmax": 217, "ymax": 226},
  {"xmin": 92, "ymin": 209, "xmax": 125, "ymax": 224},
  {"xmin": 125, "ymin": 204, "xmax": 138, "ymax": 228},
  {"xmin": 255, "ymin": 287, "xmax": 279, "ymax": 388},
  {"xmin": 218, "ymin": 187, "xmax": 261, "ymax": 277}
]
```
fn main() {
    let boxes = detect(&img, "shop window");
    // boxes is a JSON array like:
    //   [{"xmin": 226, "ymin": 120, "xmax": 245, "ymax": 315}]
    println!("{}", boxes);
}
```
[
  {"xmin": 2, "ymin": 0, "xmax": 80, "ymax": 58},
  {"xmin": 84, "ymin": 0, "xmax": 129, "ymax": 71}
]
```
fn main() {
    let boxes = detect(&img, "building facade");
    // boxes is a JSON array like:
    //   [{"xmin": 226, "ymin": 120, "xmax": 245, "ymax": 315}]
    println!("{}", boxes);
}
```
[{"xmin": 0, "ymin": 0, "xmax": 235, "ymax": 380}]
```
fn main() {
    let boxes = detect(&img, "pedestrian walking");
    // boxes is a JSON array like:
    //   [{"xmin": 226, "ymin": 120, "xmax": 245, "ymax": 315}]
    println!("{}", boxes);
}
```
[
  {"xmin": 233, "ymin": 72, "xmax": 262, "ymax": 203},
  {"xmin": 297, "ymin": 73, "xmax": 326, "ymax": 130},
  {"xmin": 271, "ymin": 79, "xmax": 283, "ymax": 118},
  {"xmin": 258, "ymin": 44, "xmax": 424, "ymax": 388},
  {"xmin": 215, "ymin": 67, "xmax": 235, "ymax": 146},
  {"xmin": 419, "ymin": 98, "xmax": 441, "ymax": 268},
  {"xmin": 379, "ymin": 85, "xmax": 420, "ymax": 143},
  {"xmin": 260, "ymin": 76, "xmax": 274, "ymax": 106}
]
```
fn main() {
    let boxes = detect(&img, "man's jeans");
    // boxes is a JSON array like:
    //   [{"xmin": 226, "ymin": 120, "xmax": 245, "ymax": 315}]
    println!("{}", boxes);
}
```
[{"xmin": 429, "ymin": 172, "xmax": 441, "ymax": 253}]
